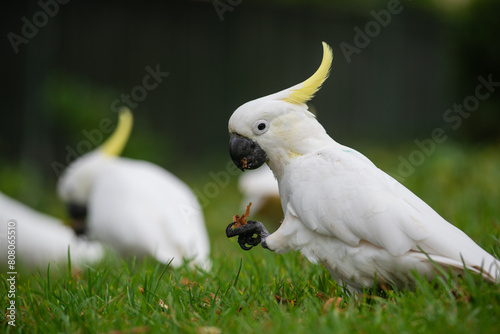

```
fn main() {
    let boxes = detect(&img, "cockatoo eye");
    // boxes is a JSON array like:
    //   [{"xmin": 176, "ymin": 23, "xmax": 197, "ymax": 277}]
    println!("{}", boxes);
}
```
[{"xmin": 252, "ymin": 120, "xmax": 269, "ymax": 135}]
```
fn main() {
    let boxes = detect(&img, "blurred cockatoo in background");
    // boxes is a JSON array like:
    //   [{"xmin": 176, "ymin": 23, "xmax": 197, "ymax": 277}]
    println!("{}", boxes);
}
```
[
  {"xmin": 0, "ymin": 191, "xmax": 103, "ymax": 269},
  {"xmin": 238, "ymin": 164, "xmax": 282, "ymax": 226},
  {"xmin": 58, "ymin": 109, "xmax": 211, "ymax": 270},
  {"xmin": 226, "ymin": 42, "xmax": 500, "ymax": 292}
]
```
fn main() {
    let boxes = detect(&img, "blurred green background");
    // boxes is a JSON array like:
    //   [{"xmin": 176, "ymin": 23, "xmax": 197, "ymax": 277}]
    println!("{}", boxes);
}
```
[{"xmin": 0, "ymin": 0, "xmax": 499, "ymax": 220}]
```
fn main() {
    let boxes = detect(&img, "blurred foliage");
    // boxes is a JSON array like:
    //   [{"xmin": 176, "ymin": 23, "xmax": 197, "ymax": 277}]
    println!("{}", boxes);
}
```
[
  {"xmin": 0, "ymin": 163, "xmax": 66, "ymax": 220},
  {"xmin": 43, "ymin": 72, "xmax": 176, "ymax": 172},
  {"xmin": 43, "ymin": 72, "xmax": 117, "ymax": 137}
]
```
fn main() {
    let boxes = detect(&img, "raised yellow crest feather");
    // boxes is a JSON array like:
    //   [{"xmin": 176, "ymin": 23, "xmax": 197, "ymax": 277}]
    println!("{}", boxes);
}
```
[
  {"xmin": 282, "ymin": 42, "xmax": 333, "ymax": 105},
  {"xmin": 100, "ymin": 107, "xmax": 133, "ymax": 156}
]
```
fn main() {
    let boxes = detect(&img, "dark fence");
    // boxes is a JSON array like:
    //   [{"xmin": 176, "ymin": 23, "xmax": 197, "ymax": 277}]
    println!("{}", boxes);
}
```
[{"xmin": 3, "ymin": 0, "xmax": 493, "ymax": 178}]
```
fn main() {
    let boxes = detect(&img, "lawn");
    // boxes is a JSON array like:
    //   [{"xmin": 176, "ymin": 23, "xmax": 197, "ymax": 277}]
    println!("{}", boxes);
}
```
[{"xmin": 1, "ymin": 142, "xmax": 500, "ymax": 333}]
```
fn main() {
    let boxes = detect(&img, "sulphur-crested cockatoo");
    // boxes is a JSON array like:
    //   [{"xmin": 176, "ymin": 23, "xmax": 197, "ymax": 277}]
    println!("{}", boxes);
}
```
[
  {"xmin": 226, "ymin": 42, "xmax": 500, "ymax": 291},
  {"xmin": 57, "ymin": 109, "xmax": 210, "ymax": 269},
  {"xmin": 0, "ymin": 192, "xmax": 103, "ymax": 269}
]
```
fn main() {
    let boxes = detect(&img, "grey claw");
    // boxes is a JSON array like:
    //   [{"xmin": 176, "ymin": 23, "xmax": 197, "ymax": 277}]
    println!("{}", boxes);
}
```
[{"xmin": 225, "ymin": 220, "xmax": 270, "ymax": 251}]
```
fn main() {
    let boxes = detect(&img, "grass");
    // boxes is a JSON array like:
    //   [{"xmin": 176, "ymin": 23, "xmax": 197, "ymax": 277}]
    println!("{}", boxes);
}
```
[{"xmin": 1, "ymin": 142, "xmax": 500, "ymax": 333}]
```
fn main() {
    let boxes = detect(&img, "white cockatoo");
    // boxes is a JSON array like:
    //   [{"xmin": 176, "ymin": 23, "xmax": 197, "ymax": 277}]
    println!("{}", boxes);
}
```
[
  {"xmin": 57, "ymin": 109, "xmax": 210, "ymax": 269},
  {"xmin": 226, "ymin": 42, "xmax": 500, "ymax": 292},
  {"xmin": 0, "ymin": 192, "xmax": 103, "ymax": 269}
]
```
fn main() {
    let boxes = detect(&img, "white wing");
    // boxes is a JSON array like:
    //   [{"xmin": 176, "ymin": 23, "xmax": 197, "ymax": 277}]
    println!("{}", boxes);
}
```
[
  {"xmin": 89, "ymin": 158, "xmax": 211, "ymax": 269},
  {"xmin": 0, "ymin": 192, "xmax": 103, "ymax": 269},
  {"xmin": 280, "ymin": 146, "xmax": 500, "ymax": 281}
]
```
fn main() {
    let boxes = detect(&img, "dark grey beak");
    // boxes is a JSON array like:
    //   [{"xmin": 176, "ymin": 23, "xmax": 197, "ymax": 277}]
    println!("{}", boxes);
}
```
[
  {"xmin": 67, "ymin": 202, "xmax": 88, "ymax": 236},
  {"xmin": 229, "ymin": 133, "xmax": 267, "ymax": 171}
]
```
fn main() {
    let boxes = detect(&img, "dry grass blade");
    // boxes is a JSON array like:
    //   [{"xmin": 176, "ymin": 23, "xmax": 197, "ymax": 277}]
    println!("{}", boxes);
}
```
[{"xmin": 232, "ymin": 202, "xmax": 252, "ymax": 228}]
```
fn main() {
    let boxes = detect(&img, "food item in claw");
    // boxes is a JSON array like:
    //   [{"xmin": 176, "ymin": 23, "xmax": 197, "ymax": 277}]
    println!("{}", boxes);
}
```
[
  {"xmin": 241, "ymin": 157, "xmax": 248, "ymax": 169},
  {"xmin": 232, "ymin": 202, "xmax": 252, "ymax": 228}
]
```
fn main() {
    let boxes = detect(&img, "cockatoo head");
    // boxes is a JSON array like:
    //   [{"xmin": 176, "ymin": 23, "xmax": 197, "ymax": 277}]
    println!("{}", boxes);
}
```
[
  {"xmin": 228, "ymin": 42, "xmax": 334, "ymax": 175},
  {"xmin": 57, "ymin": 109, "xmax": 133, "ymax": 234}
]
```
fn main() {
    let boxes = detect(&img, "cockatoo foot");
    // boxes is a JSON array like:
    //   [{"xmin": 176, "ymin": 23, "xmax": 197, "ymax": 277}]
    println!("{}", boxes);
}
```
[{"xmin": 226, "ymin": 220, "xmax": 270, "ymax": 250}]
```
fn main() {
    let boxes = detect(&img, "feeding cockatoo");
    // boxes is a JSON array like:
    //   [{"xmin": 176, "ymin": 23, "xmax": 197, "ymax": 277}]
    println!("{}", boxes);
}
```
[
  {"xmin": 0, "ymin": 192, "xmax": 103, "ymax": 269},
  {"xmin": 57, "ymin": 109, "xmax": 211, "ymax": 269},
  {"xmin": 226, "ymin": 42, "xmax": 500, "ymax": 292}
]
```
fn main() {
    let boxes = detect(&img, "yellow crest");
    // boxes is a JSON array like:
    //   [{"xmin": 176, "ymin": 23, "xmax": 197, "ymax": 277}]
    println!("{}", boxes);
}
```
[
  {"xmin": 100, "ymin": 107, "xmax": 133, "ymax": 156},
  {"xmin": 282, "ymin": 42, "xmax": 333, "ymax": 105}
]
